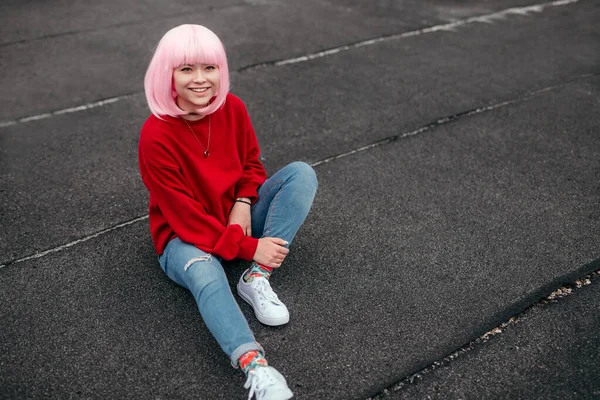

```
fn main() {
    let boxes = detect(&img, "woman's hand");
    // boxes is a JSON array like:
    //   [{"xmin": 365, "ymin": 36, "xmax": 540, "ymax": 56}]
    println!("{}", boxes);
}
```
[
  {"xmin": 254, "ymin": 237, "xmax": 289, "ymax": 268},
  {"xmin": 228, "ymin": 199, "xmax": 252, "ymax": 236}
]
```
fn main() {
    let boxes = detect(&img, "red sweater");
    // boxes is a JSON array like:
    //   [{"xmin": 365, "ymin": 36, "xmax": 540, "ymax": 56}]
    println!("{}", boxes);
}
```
[{"xmin": 138, "ymin": 93, "xmax": 266, "ymax": 260}]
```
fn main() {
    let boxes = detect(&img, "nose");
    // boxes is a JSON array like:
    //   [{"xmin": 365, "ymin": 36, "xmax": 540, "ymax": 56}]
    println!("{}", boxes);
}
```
[{"xmin": 193, "ymin": 69, "xmax": 207, "ymax": 83}]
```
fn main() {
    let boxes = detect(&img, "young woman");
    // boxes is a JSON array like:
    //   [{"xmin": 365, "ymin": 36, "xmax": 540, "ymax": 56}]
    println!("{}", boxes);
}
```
[{"xmin": 138, "ymin": 24, "xmax": 317, "ymax": 399}]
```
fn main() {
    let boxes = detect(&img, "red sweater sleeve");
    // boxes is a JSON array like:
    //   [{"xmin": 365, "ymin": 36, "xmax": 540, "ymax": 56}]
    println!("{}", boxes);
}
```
[
  {"xmin": 233, "ymin": 101, "xmax": 267, "ymax": 202},
  {"xmin": 142, "ymin": 160, "xmax": 258, "ymax": 261}
]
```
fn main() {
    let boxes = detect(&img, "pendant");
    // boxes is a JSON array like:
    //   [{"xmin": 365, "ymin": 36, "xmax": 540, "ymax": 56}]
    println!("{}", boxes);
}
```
[{"xmin": 203, "ymin": 150, "xmax": 209, "ymax": 158}]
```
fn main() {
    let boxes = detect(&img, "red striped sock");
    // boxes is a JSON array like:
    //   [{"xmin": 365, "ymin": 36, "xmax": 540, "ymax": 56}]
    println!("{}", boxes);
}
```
[
  {"xmin": 239, "ymin": 350, "xmax": 268, "ymax": 374},
  {"xmin": 257, "ymin": 263, "xmax": 273, "ymax": 273},
  {"xmin": 244, "ymin": 262, "xmax": 273, "ymax": 282}
]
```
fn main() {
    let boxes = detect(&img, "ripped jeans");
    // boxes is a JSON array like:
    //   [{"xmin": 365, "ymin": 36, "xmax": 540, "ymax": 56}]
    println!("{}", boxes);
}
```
[{"xmin": 158, "ymin": 162, "xmax": 318, "ymax": 366}]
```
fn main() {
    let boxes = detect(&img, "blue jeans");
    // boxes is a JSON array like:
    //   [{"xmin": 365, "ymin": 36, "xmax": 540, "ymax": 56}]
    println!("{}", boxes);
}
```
[{"xmin": 158, "ymin": 162, "xmax": 318, "ymax": 366}]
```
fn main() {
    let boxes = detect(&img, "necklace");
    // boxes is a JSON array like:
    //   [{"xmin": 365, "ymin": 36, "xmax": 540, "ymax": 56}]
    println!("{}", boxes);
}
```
[{"xmin": 181, "ymin": 116, "xmax": 211, "ymax": 158}]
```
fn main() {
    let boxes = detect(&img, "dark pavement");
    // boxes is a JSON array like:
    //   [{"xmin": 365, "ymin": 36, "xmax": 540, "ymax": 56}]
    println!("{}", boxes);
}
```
[
  {"xmin": 377, "ymin": 269, "xmax": 600, "ymax": 400},
  {"xmin": 1, "ymin": 1, "xmax": 599, "ymax": 399}
]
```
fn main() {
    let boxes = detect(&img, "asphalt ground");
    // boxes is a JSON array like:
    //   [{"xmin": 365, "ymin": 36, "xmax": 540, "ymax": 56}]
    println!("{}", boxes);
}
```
[
  {"xmin": 376, "ymin": 269, "xmax": 600, "ymax": 400},
  {"xmin": 1, "ymin": 0, "xmax": 599, "ymax": 399}
]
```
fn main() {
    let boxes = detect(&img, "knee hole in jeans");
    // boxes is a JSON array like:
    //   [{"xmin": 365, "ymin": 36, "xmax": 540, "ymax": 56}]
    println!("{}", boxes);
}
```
[{"xmin": 183, "ymin": 254, "xmax": 213, "ymax": 271}]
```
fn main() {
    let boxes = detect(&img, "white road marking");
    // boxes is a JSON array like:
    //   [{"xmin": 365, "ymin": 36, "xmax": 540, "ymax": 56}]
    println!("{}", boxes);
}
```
[
  {"xmin": 275, "ymin": 0, "xmax": 579, "ymax": 66},
  {"xmin": 0, "ymin": 94, "xmax": 137, "ymax": 128},
  {"xmin": 0, "ymin": 215, "xmax": 148, "ymax": 269},
  {"xmin": 0, "ymin": 0, "xmax": 579, "ymax": 128}
]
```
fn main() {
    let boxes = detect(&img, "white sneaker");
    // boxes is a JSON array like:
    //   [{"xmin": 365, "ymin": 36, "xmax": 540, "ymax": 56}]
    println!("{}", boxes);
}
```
[
  {"xmin": 244, "ymin": 366, "xmax": 294, "ymax": 400},
  {"xmin": 237, "ymin": 273, "xmax": 290, "ymax": 326}
]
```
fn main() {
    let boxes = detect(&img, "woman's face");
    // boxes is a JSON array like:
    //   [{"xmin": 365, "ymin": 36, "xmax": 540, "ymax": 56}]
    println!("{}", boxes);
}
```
[{"xmin": 173, "ymin": 63, "xmax": 220, "ymax": 113}]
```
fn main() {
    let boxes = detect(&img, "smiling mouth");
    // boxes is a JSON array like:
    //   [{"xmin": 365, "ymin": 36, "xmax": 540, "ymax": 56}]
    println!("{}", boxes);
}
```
[{"xmin": 190, "ymin": 88, "xmax": 209, "ymax": 93}]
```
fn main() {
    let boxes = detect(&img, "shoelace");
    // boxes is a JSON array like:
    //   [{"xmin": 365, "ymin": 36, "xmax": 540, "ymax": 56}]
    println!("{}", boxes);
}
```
[
  {"xmin": 254, "ymin": 278, "xmax": 282, "ymax": 304},
  {"xmin": 244, "ymin": 368, "xmax": 277, "ymax": 400}
]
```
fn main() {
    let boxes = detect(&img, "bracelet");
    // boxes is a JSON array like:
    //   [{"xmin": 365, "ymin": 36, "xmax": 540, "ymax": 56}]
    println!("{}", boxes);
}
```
[{"xmin": 235, "ymin": 199, "xmax": 252, "ymax": 206}]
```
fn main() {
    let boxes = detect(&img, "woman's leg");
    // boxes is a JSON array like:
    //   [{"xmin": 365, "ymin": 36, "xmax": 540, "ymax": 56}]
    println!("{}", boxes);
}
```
[
  {"xmin": 237, "ymin": 162, "xmax": 318, "ymax": 326},
  {"xmin": 159, "ymin": 238, "xmax": 294, "ymax": 399},
  {"xmin": 250, "ymin": 161, "xmax": 318, "ymax": 244},
  {"xmin": 158, "ymin": 237, "xmax": 262, "ymax": 366}
]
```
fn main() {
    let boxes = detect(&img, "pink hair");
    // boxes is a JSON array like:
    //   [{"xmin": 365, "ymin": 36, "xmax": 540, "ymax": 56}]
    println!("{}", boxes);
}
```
[{"xmin": 144, "ymin": 24, "xmax": 230, "ymax": 118}]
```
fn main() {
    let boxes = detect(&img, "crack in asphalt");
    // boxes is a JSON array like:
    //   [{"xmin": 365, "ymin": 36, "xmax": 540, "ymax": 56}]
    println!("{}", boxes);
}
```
[
  {"xmin": 311, "ymin": 73, "xmax": 597, "ymax": 167},
  {"xmin": 366, "ymin": 267, "xmax": 600, "ymax": 399}
]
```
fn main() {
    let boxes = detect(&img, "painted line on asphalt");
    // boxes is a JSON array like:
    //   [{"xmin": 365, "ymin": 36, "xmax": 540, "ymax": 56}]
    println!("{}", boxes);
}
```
[
  {"xmin": 0, "ymin": 73, "xmax": 594, "ymax": 270},
  {"xmin": 0, "ymin": 0, "xmax": 580, "ymax": 129},
  {"xmin": 246, "ymin": 0, "xmax": 579, "ymax": 68},
  {"xmin": 0, "ymin": 93, "xmax": 138, "ymax": 128},
  {"xmin": 0, "ymin": 215, "xmax": 148, "ymax": 269}
]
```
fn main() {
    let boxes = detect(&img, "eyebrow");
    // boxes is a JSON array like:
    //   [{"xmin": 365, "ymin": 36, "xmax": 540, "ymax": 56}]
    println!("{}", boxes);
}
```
[{"xmin": 179, "ymin": 63, "xmax": 215, "ymax": 68}]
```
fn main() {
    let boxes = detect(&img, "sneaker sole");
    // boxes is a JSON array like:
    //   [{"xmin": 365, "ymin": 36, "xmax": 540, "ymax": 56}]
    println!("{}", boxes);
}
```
[{"xmin": 237, "ymin": 282, "xmax": 290, "ymax": 326}]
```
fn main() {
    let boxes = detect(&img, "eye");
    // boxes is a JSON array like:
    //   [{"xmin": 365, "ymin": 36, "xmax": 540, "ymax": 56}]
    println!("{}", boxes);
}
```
[
  {"xmin": 205, "ymin": 65, "xmax": 217, "ymax": 71},
  {"xmin": 177, "ymin": 64, "xmax": 193, "ymax": 72}
]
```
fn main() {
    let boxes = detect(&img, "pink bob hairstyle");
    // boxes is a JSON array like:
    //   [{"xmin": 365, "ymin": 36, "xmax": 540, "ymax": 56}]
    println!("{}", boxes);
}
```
[{"xmin": 144, "ymin": 24, "xmax": 230, "ymax": 118}]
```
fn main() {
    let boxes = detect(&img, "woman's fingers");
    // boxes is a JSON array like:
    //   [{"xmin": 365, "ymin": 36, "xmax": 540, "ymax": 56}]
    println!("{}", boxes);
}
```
[
  {"xmin": 267, "ymin": 237, "xmax": 288, "ymax": 247},
  {"xmin": 254, "ymin": 237, "xmax": 291, "ymax": 268},
  {"xmin": 269, "ymin": 256, "xmax": 284, "ymax": 264},
  {"xmin": 271, "ymin": 254, "xmax": 286, "ymax": 264},
  {"xmin": 265, "ymin": 259, "xmax": 282, "ymax": 268}
]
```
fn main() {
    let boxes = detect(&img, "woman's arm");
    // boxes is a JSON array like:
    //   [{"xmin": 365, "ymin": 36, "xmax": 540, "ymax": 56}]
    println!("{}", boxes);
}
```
[
  {"xmin": 234, "ymin": 106, "xmax": 267, "ymax": 203},
  {"xmin": 143, "ymin": 161, "xmax": 258, "ymax": 261}
]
